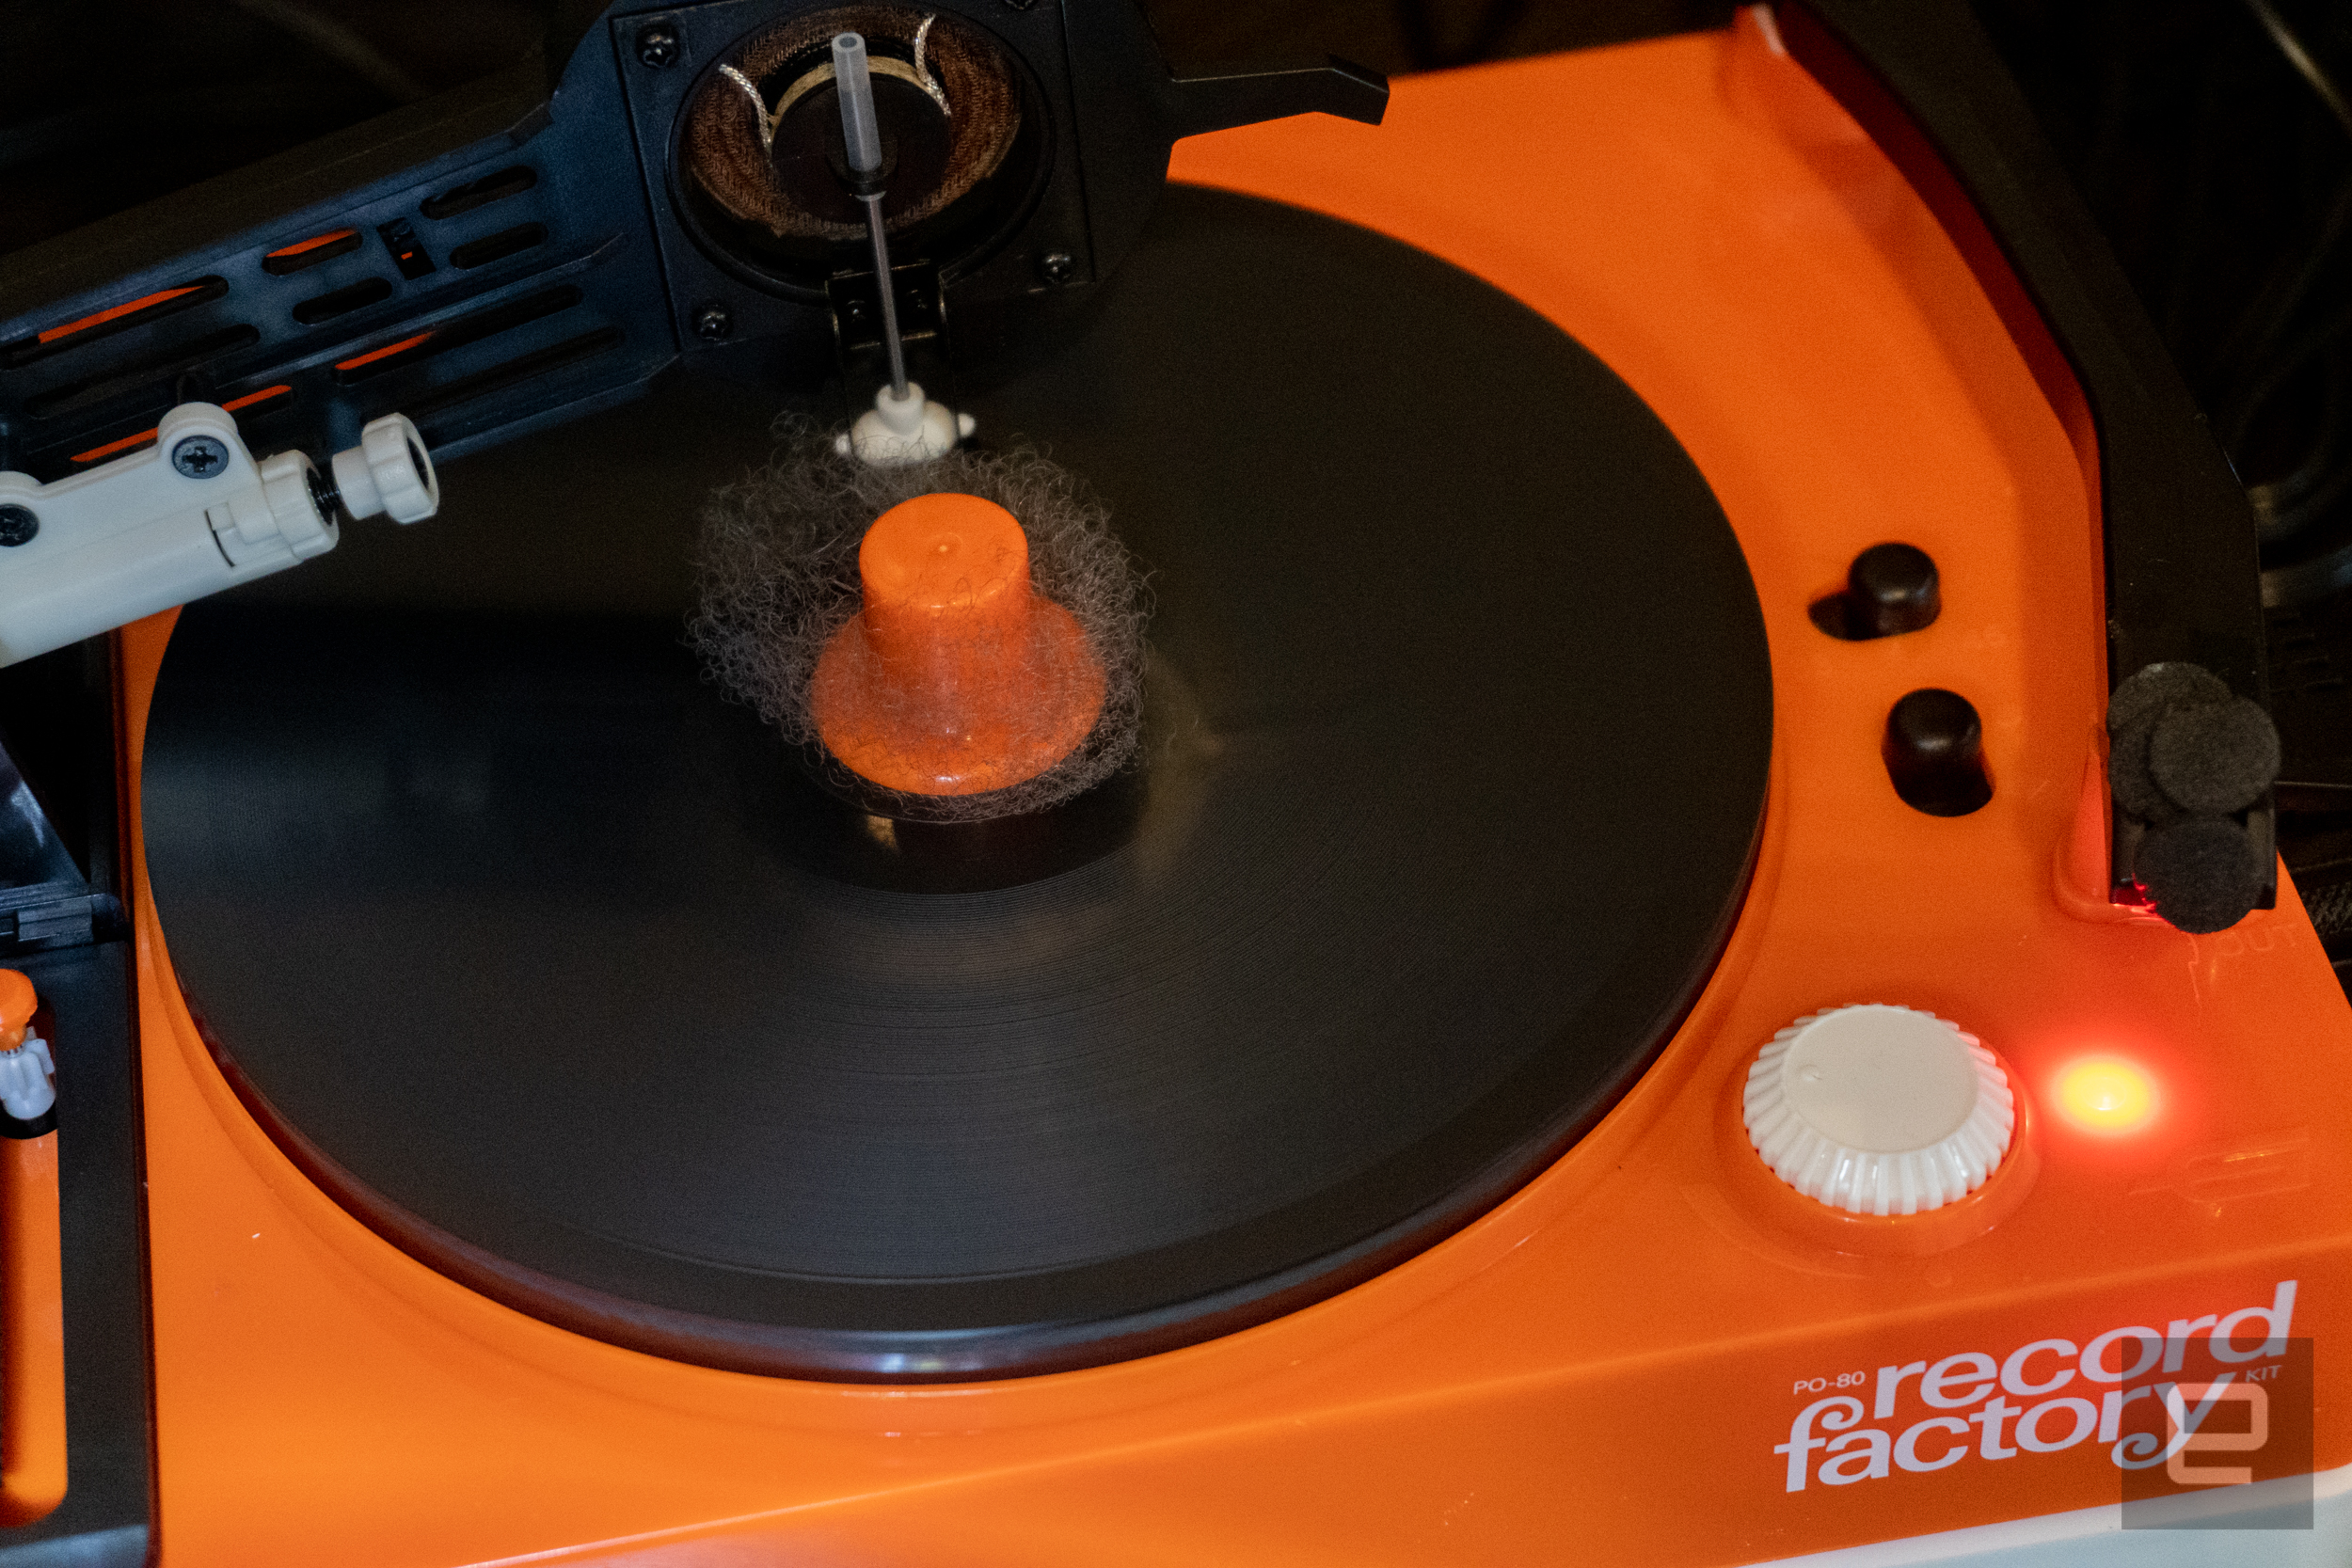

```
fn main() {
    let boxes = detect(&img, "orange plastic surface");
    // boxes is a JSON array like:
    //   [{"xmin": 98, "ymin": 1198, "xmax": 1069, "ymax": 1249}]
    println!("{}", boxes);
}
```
[
  {"xmin": 0, "ymin": 1131, "xmax": 65, "ymax": 1528},
  {"xmin": 0, "ymin": 971, "xmax": 32, "ymax": 1042},
  {"xmin": 117, "ymin": 15, "xmax": 2352, "ymax": 1568},
  {"xmin": 812, "ymin": 492, "xmax": 1104, "ymax": 795}
]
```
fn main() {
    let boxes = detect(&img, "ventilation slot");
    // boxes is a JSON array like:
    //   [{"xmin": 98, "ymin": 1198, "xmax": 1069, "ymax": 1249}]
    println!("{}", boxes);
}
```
[
  {"xmin": 294, "ymin": 277, "xmax": 394, "ymax": 325},
  {"xmin": 26, "ymin": 326, "xmax": 262, "ymax": 420},
  {"xmin": 262, "ymin": 230, "xmax": 362, "ymax": 276},
  {"xmin": 421, "ymin": 166, "xmax": 537, "ymax": 220},
  {"xmin": 333, "ymin": 285, "xmax": 582, "ymax": 386},
  {"xmin": 70, "ymin": 386, "xmax": 294, "ymax": 466},
  {"xmin": 3, "ymin": 278, "xmax": 229, "ymax": 370},
  {"xmin": 450, "ymin": 224, "xmax": 548, "ymax": 271},
  {"xmin": 407, "ymin": 328, "xmax": 624, "ymax": 433}
]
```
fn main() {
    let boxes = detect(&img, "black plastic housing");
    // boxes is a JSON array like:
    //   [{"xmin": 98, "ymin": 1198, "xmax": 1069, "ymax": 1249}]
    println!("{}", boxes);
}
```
[{"xmin": 0, "ymin": 1, "xmax": 1383, "ymax": 485}]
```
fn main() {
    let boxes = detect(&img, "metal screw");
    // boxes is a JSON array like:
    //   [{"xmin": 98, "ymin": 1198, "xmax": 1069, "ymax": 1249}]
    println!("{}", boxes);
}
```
[
  {"xmin": 636, "ymin": 23, "xmax": 680, "ymax": 69},
  {"xmin": 171, "ymin": 435, "xmax": 230, "ymax": 479},
  {"xmin": 1038, "ymin": 251, "xmax": 1076, "ymax": 285},
  {"xmin": 0, "ymin": 505, "xmax": 36, "ymax": 547},
  {"xmin": 306, "ymin": 467, "xmax": 343, "ymax": 522},
  {"xmin": 693, "ymin": 304, "xmax": 733, "ymax": 342}
]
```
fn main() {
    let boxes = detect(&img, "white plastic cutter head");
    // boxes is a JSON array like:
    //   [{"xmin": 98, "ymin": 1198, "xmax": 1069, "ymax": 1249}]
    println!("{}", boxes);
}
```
[
  {"xmin": 1742, "ymin": 1004, "xmax": 2014, "ymax": 1215},
  {"xmin": 329, "ymin": 413, "xmax": 439, "ymax": 523},
  {"xmin": 834, "ymin": 381, "xmax": 977, "ymax": 468}
]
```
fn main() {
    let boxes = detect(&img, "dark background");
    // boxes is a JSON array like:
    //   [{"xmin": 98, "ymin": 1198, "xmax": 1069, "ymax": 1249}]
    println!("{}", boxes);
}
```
[
  {"xmin": 0, "ymin": 0, "xmax": 1742, "ymax": 258},
  {"xmin": 6, "ymin": 0, "xmax": 2352, "ymax": 968}
]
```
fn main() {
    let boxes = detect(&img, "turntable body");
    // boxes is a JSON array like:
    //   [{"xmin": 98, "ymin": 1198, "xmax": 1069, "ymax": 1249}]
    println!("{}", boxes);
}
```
[{"xmin": 110, "ymin": 17, "xmax": 2352, "ymax": 1567}]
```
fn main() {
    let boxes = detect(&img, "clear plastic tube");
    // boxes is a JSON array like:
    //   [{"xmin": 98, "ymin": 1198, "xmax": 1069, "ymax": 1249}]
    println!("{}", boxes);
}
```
[
  {"xmin": 831, "ymin": 33, "xmax": 885, "ymax": 177},
  {"xmin": 832, "ymin": 32, "xmax": 908, "ymax": 397}
]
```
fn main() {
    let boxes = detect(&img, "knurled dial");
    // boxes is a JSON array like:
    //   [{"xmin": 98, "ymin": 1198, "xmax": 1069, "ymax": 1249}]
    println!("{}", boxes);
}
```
[{"xmin": 1742, "ymin": 1004, "xmax": 2013, "ymax": 1215}]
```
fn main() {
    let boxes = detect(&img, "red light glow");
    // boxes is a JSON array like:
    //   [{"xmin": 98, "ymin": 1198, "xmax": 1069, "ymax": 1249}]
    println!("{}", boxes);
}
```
[{"xmin": 2052, "ymin": 1055, "xmax": 2159, "ymax": 1134}]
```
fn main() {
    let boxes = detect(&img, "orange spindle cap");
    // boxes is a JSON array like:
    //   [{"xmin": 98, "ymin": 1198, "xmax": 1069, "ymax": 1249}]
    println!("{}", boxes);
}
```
[
  {"xmin": 811, "ymin": 493, "xmax": 1105, "ymax": 799},
  {"xmin": 0, "ymin": 970, "xmax": 34, "ymax": 1049}
]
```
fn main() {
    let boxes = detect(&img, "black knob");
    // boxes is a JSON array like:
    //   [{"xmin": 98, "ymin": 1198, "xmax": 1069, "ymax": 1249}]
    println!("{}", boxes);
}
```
[
  {"xmin": 1883, "ymin": 688, "xmax": 1992, "ymax": 816},
  {"xmin": 1848, "ymin": 543, "xmax": 1940, "ymax": 638}
]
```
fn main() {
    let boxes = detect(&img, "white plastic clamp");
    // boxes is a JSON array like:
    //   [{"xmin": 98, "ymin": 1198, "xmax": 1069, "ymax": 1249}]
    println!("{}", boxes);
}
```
[{"xmin": 0, "ymin": 403, "xmax": 440, "ymax": 668}]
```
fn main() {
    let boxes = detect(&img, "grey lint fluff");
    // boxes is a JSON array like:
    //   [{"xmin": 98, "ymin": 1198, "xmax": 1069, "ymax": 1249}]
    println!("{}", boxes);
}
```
[{"xmin": 688, "ymin": 420, "xmax": 1148, "ymax": 822}]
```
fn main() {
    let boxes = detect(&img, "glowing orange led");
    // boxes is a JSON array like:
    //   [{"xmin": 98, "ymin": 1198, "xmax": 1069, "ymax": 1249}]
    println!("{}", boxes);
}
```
[
  {"xmin": 265, "ymin": 229, "xmax": 357, "ymax": 261},
  {"xmin": 36, "ymin": 283, "xmax": 205, "ymax": 344},
  {"xmin": 333, "ymin": 331, "xmax": 435, "ymax": 372},
  {"xmin": 2053, "ymin": 1056, "xmax": 2159, "ymax": 1133}
]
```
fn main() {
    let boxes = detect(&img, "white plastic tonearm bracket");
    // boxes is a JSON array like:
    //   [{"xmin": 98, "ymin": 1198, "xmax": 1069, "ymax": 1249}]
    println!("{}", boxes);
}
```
[
  {"xmin": 0, "ymin": 404, "xmax": 439, "ymax": 669},
  {"xmin": 834, "ymin": 381, "xmax": 977, "ymax": 467}
]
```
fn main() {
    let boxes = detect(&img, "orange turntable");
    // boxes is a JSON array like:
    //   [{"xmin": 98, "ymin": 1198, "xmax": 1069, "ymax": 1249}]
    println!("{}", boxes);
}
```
[{"xmin": 0, "ymin": 3, "xmax": 2347, "ymax": 1565}]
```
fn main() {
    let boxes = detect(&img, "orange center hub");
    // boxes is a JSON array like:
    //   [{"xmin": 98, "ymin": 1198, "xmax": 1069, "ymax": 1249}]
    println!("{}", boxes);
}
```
[{"xmin": 810, "ymin": 492, "xmax": 1106, "ymax": 798}]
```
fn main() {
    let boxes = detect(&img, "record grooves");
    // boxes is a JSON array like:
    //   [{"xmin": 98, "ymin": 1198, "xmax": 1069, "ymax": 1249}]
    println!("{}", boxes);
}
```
[{"xmin": 140, "ymin": 187, "xmax": 1772, "ymax": 1380}]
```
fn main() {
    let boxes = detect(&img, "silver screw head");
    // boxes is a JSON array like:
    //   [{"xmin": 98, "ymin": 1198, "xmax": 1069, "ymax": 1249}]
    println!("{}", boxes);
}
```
[
  {"xmin": 0, "ymin": 505, "xmax": 35, "ymax": 546},
  {"xmin": 636, "ymin": 24, "xmax": 679, "ymax": 68},
  {"xmin": 171, "ymin": 435, "xmax": 230, "ymax": 479}
]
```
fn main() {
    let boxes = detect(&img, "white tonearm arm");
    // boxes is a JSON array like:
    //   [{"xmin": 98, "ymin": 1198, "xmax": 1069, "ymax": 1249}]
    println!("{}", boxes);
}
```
[{"xmin": 0, "ymin": 402, "xmax": 438, "ymax": 668}]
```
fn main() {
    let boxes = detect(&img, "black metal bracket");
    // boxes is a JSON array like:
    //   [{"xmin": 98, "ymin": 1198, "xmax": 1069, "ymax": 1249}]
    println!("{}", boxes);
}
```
[
  {"xmin": 1157, "ymin": 57, "xmax": 1391, "ymax": 142},
  {"xmin": 827, "ymin": 261, "xmax": 948, "ymax": 404}
]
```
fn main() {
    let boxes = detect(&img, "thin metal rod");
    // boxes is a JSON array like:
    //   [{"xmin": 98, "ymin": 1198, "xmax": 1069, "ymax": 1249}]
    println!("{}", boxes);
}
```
[
  {"xmin": 863, "ymin": 196, "xmax": 908, "ymax": 399},
  {"xmin": 834, "ymin": 33, "xmax": 909, "ymax": 400}
]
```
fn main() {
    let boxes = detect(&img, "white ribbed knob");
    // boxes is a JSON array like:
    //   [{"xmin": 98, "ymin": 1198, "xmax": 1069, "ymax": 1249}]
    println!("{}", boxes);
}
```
[
  {"xmin": 330, "ymin": 413, "xmax": 438, "ymax": 523},
  {"xmin": 1742, "ymin": 1005, "xmax": 2013, "ymax": 1215}
]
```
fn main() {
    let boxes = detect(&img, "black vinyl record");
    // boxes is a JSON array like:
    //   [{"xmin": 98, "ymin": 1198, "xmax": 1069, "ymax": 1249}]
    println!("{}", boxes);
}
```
[{"xmin": 141, "ymin": 187, "xmax": 1772, "ymax": 1380}]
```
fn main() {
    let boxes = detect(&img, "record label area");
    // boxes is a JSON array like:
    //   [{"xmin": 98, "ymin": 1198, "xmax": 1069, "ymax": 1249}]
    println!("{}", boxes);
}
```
[{"xmin": 139, "ymin": 189, "xmax": 1772, "ymax": 1379}]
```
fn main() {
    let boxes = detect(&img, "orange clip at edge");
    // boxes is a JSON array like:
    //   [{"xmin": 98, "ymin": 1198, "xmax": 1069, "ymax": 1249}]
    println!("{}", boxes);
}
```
[{"xmin": 0, "ymin": 969, "xmax": 64, "ymax": 1526}]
